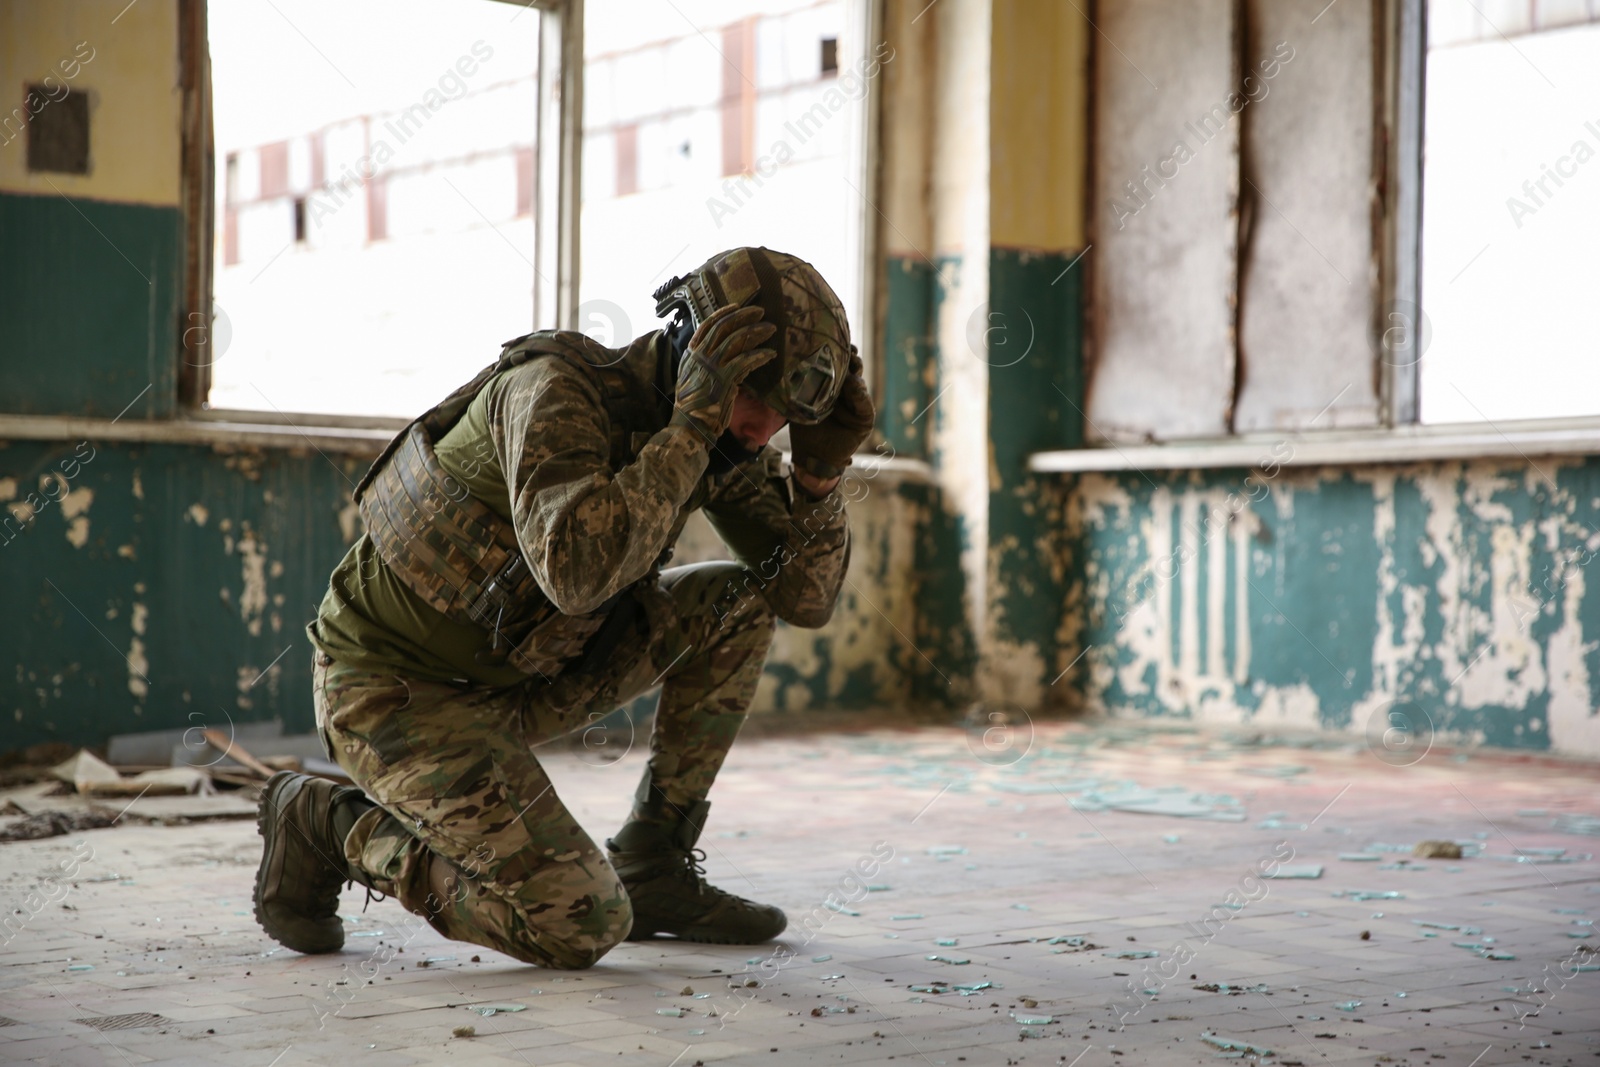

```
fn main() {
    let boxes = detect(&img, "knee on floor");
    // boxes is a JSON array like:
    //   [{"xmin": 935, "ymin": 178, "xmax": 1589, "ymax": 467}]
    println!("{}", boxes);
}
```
[{"xmin": 504, "ymin": 887, "xmax": 634, "ymax": 970}]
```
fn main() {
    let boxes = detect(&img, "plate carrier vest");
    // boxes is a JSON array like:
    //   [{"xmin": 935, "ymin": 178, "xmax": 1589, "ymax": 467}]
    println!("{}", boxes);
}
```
[{"xmin": 352, "ymin": 329, "xmax": 670, "ymax": 682}]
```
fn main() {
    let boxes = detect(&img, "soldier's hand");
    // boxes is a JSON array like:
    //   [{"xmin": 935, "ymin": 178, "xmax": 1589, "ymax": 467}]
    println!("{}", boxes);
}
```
[
  {"xmin": 789, "ymin": 349, "xmax": 875, "ymax": 482},
  {"xmin": 669, "ymin": 304, "xmax": 778, "ymax": 443}
]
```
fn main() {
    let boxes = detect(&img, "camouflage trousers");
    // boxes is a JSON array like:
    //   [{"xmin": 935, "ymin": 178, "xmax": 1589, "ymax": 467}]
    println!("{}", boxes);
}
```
[{"xmin": 312, "ymin": 561, "xmax": 774, "ymax": 969}]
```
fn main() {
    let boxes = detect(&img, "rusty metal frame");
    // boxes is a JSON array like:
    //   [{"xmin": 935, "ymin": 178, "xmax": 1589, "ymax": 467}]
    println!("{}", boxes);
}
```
[
  {"xmin": 177, "ymin": 0, "xmax": 213, "ymax": 408},
  {"xmin": 1378, "ymin": 0, "xmax": 1426, "ymax": 427}
]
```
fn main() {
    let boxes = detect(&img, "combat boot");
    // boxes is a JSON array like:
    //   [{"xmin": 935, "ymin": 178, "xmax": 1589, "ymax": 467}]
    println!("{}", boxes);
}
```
[
  {"xmin": 607, "ymin": 794, "xmax": 786, "ymax": 944},
  {"xmin": 253, "ymin": 770, "xmax": 377, "ymax": 954}
]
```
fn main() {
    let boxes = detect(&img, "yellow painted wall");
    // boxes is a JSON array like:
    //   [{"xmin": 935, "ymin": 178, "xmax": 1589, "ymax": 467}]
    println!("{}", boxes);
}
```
[
  {"xmin": 989, "ymin": 0, "xmax": 1087, "ymax": 251},
  {"xmin": 0, "ymin": 0, "xmax": 181, "ymax": 205},
  {"xmin": 878, "ymin": 0, "xmax": 935, "ymax": 259},
  {"xmin": 930, "ymin": 0, "xmax": 989, "ymax": 257}
]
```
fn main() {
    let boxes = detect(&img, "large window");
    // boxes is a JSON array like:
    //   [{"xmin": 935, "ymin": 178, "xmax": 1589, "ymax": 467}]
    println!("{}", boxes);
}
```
[
  {"xmin": 1080, "ymin": 0, "xmax": 1600, "ymax": 450},
  {"xmin": 576, "ymin": 0, "xmax": 873, "ymax": 362},
  {"xmin": 206, "ymin": 0, "xmax": 542, "ymax": 418},
  {"xmin": 1418, "ymin": 2, "xmax": 1600, "ymax": 424},
  {"xmin": 201, "ymin": 0, "xmax": 873, "ymax": 422}
]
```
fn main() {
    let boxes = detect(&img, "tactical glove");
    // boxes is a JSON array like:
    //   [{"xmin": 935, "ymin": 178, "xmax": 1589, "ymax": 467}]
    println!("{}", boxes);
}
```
[
  {"xmin": 669, "ymin": 305, "xmax": 777, "ymax": 443},
  {"xmin": 789, "ymin": 349, "xmax": 875, "ymax": 481}
]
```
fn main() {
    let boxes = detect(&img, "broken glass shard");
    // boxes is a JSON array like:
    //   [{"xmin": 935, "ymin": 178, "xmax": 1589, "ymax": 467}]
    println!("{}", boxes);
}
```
[
  {"xmin": 1266, "ymin": 865, "xmax": 1324, "ymax": 879},
  {"xmin": 1200, "ymin": 1033, "xmax": 1275, "ymax": 1056}
]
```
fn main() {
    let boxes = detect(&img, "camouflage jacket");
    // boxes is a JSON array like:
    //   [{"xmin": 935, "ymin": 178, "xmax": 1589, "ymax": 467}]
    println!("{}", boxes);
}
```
[{"xmin": 309, "ymin": 329, "xmax": 851, "ymax": 688}]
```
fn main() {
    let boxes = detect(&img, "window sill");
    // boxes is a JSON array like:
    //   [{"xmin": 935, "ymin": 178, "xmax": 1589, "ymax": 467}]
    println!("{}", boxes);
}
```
[
  {"xmin": 0, "ymin": 412, "xmax": 939, "ymax": 484},
  {"xmin": 1028, "ymin": 416, "xmax": 1600, "ymax": 474},
  {"xmin": 0, "ymin": 411, "xmax": 399, "ymax": 455}
]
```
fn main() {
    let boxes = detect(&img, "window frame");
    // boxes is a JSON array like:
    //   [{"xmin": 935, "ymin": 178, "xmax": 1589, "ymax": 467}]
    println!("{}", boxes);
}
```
[
  {"xmin": 1039, "ymin": 0, "xmax": 1600, "ymax": 474},
  {"xmin": 572, "ymin": 0, "xmax": 884, "ymax": 398},
  {"xmin": 0, "ymin": 0, "xmax": 882, "ymax": 449},
  {"xmin": 177, "ymin": 0, "xmax": 883, "ymax": 436},
  {"xmin": 179, "ymin": 0, "xmax": 581, "ymax": 434}
]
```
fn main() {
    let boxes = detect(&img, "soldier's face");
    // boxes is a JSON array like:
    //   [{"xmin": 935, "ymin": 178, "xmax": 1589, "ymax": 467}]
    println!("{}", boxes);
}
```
[{"xmin": 728, "ymin": 387, "xmax": 787, "ymax": 450}]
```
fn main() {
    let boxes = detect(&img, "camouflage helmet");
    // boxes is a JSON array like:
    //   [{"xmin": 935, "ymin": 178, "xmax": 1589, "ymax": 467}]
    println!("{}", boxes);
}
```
[{"xmin": 652, "ymin": 247, "xmax": 852, "ymax": 425}]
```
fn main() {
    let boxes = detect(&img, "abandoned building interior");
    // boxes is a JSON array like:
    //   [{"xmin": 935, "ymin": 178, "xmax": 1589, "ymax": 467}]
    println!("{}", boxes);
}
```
[{"xmin": 3, "ymin": 0, "xmax": 1599, "ymax": 1063}]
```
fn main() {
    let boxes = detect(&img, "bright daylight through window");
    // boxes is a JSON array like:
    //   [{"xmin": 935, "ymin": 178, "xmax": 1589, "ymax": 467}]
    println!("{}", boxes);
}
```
[
  {"xmin": 1419, "ymin": 0, "xmax": 1600, "ymax": 424},
  {"xmin": 206, "ymin": 0, "xmax": 541, "ymax": 419},
  {"xmin": 577, "ymin": 0, "xmax": 874, "ymax": 368}
]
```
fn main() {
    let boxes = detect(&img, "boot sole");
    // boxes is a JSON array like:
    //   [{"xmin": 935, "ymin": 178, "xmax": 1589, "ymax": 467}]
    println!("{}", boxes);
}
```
[{"xmin": 254, "ymin": 771, "xmax": 345, "ymax": 954}]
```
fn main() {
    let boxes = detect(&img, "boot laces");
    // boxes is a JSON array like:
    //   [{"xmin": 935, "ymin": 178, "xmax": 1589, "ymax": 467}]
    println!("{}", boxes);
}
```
[
  {"xmin": 346, "ymin": 878, "xmax": 389, "ymax": 913},
  {"xmin": 669, "ymin": 848, "xmax": 712, "ymax": 896}
]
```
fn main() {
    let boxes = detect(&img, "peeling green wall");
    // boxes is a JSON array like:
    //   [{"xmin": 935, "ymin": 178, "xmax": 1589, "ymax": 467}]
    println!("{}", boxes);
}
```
[
  {"xmin": 2, "ymin": 426, "xmax": 937, "ymax": 750},
  {"xmin": 1066, "ymin": 461, "xmax": 1600, "ymax": 755},
  {"xmin": 875, "ymin": 251, "xmax": 977, "ymax": 710},
  {"xmin": 2, "ymin": 439, "xmax": 363, "ymax": 749},
  {"xmin": 984, "ymin": 246, "xmax": 1084, "ymax": 704},
  {"xmin": 880, "ymin": 256, "xmax": 935, "ymax": 460}
]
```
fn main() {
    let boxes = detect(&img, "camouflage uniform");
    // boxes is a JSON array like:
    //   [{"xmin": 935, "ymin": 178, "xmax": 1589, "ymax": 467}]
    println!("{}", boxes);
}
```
[{"xmin": 306, "ymin": 257, "xmax": 853, "ymax": 967}]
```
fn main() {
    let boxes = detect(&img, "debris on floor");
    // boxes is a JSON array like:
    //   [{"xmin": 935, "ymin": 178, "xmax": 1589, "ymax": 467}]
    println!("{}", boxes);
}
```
[
  {"xmin": 3, "ymin": 718, "xmax": 1597, "ymax": 1065},
  {"xmin": 0, "ymin": 807, "xmax": 117, "ymax": 841},
  {"xmin": 1553, "ymin": 813, "xmax": 1600, "ymax": 836},
  {"xmin": 1200, "ymin": 1031, "xmax": 1276, "ymax": 1056},
  {"xmin": 50, "ymin": 749, "xmax": 121, "ymax": 792},
  {"xmin": 1264, "ymin": 864, "xmax": 1324, "ymax": 879}
]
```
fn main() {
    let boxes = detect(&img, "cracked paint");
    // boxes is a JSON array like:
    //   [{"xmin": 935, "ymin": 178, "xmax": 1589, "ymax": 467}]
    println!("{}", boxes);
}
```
[
  {"xmin": 669, "ymin": 468, "xmax": 927, "ymax": 713},
  {"xmin": 61, "ymin": 486, "xmax": 93, "ymax": 548},
  {"xmin": 1071, "ymin": 458, "xmax": 1600, "ymax": 757},
  {"xmin": 234, "ymin": 526, "xmax": 269, "ymax": 638},
  {"xmin": 127, "ymin": 637, "xmax": 149, "ymax": 699}
]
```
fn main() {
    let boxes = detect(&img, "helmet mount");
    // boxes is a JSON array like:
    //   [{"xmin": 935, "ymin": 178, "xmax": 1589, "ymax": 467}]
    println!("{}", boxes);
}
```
[{"xmin": 653, "ymin": 247, "xmax": 850, "ymax": 425}]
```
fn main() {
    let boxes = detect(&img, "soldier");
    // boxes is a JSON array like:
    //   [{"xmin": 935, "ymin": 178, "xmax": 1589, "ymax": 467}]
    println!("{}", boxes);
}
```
[{"xmin": 252, "ymin": 247, "xmax": 874, "ymax": 969}]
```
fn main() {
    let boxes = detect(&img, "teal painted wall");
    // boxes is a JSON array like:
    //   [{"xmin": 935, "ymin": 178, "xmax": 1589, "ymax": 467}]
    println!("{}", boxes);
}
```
[
  {"xmin": 0, "ymin": 192, "xmax": 179, "ymax": 420},
  {"xmin": 876, "ymin": 252, "xmax": 976, "ymax": 708},
  {"xmin": 1066, "ymin": 459, "xmax": 1600, "ymax": 753},
  {"xmin": 2, "ymin": 438, "xmax": 364, "ymax": 749},
  {"xmin": 905, "ymin": 478, "xmax": 977, "ymax": 703},
  {"xmin": 880, "ymin": 255, "xmax": 935, "ymax": 459},
  {"xmin": 984, "ymin": 246, "xmax": 1085, "ymax": 704}
]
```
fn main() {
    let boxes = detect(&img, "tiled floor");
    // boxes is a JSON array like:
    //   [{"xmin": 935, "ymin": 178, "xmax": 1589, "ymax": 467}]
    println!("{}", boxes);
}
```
[{"xmin": 3, "ymin": 719, "xmax": 1600, "ymax": 1066}]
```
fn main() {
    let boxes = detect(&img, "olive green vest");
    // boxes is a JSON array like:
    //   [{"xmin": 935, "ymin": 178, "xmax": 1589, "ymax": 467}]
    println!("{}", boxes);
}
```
[{"xmin": 354, "ymin": 329, "xmax": 674, "ymax": 681}]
